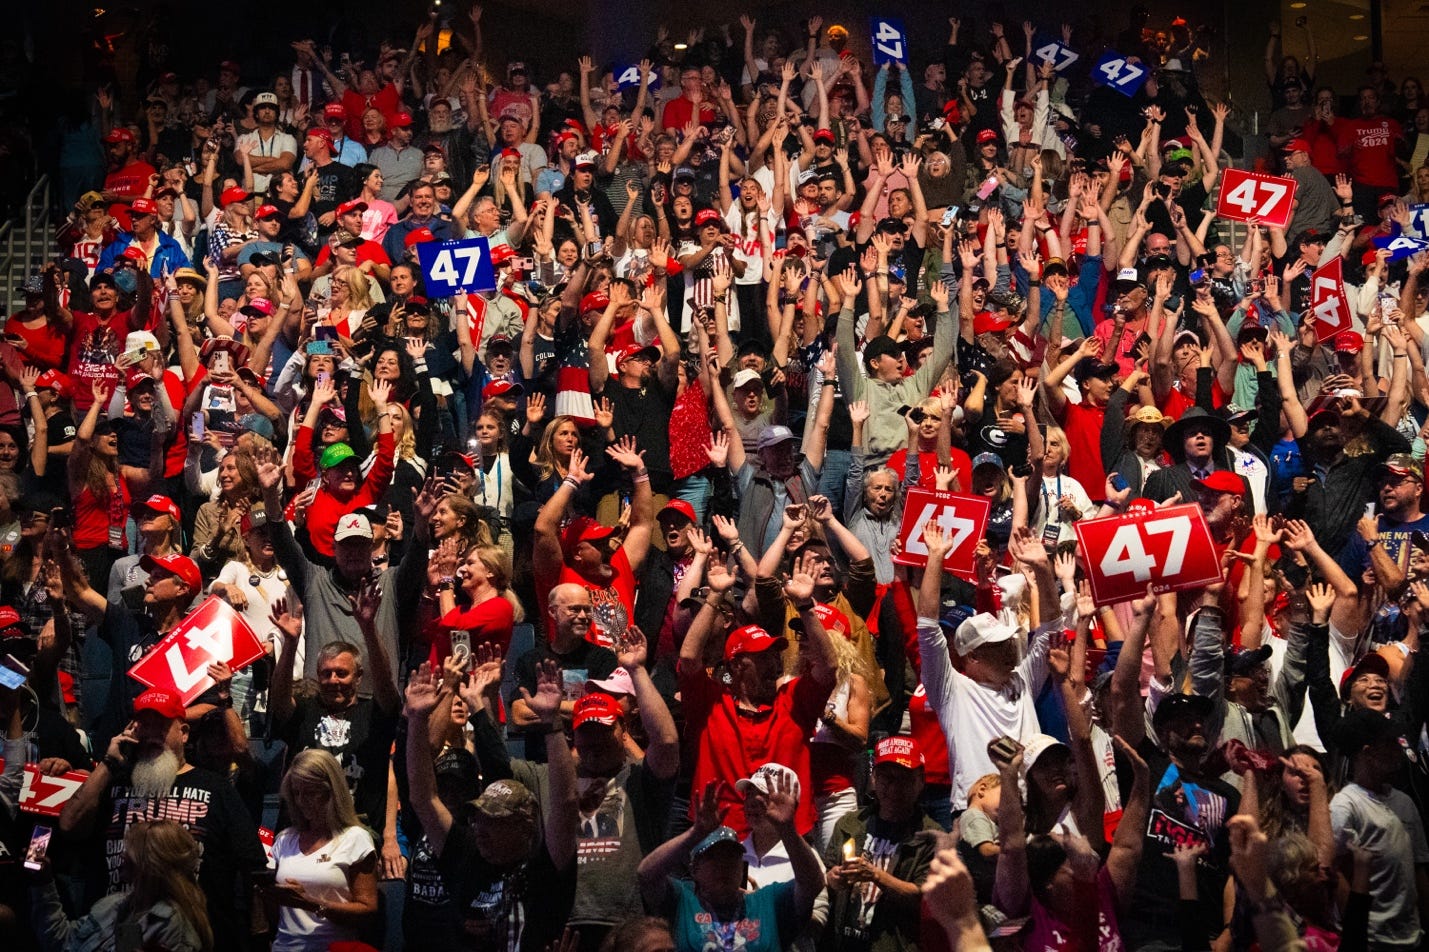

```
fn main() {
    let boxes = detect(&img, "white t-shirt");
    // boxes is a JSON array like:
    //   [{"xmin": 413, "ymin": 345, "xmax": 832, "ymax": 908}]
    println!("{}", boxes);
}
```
[
  {"xmin": 271, "ymin": 825, "xmax": 376, "ymax": 952},
  {"xmin": 1330, "ymin": 782, "xmax": 1429, "ymax": 949},
  {"xmin": 917, "ymin": 617, "xmax": 1052, "ymax": 810},
  {"xmin": 723, "ymin": 205, "xmax": 780, "ymax": 287},
  {"xmin": 214, "ymin": 560, "xmax": 304, "ymax": 679},
  {"xmin": 235, "ymin": 129, "xmax": 297, "ymax": 193},
  {"xmin": 1032, "ymin": 472, "xmax": 1094, "ymax": 544}
]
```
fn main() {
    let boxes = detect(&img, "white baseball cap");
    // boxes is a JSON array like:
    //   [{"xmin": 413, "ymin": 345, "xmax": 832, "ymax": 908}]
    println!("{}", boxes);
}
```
[
  {"xmin": 334, "ymin": 513, "xmax": 374, "ymax": 542},
  {"xmin": 953, "ymin": 613, "xmax": 1019, "ymax": 656},
  {"xmin": 732, "ymin": 368, "xmax": 763, "ymax": 390},
  {"xmin": 734, "ymin": 762, "xmax": 802, "ymax": 800}
]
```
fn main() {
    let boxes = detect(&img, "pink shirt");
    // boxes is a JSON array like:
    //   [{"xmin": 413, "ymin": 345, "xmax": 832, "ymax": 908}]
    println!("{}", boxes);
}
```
[{"xmin": 1023, "ymin": 867, "xmax": 1124, "ymax": 952}]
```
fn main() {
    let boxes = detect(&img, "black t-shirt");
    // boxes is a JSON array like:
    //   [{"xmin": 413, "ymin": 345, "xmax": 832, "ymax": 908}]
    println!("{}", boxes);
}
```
[
  {"xmin": 44, "ymin": 410, "xmax": 76, "ymax": 475},
  {"xmin": 312, "ymin": 161, "xmax": 358, "ymax": 223},
  {"xmin": 279, "ymin": 696, "xmax": 400, "ymax": 829},
  {"xmin": 90, "ymin": 766, "xmax": 266, "ymax": 952},
  {"xmin": 511, "ymin": 640, "xmax": 617, "ymax": 762},
  {"xmin": 1119, "ymin": 738, "xmax": 1239, "ymax": 949},
  {"xmin": 602, "ymin": 375, "xmax": 676, "ymax": 489},
  {"xmin": 437, "ymin": 820, "xmax": 576, "ymax": 951}
]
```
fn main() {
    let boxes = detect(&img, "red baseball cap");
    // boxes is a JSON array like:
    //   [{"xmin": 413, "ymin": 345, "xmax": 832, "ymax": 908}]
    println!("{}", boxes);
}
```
[
  {"xmin": 0, "ymin": 607, "xmax": 20, "ymax": 631},
  {"xmin": 614, "ymin": 343, "xmax": 660, "ymax": 367},
  {"xmin": 1283, "ymin": 137, "xmax": 1311, "ymax": 154},
  {"xmin": 560, "ymin": 516, "xmax": 616, "ymax": 553},
  {"xmin": 103, "ymin": 128, "xmax": 136, "ymax": 144},
  {"xmin": 390, "ymin": 111, "xmax": 414, "ymax": 128},
  {"xmin": 489, "ymin": 243, "xmax": 516, "ymax": 265},
  {"xmin": 134, "ymin": 688, "xmax": 187, "ymax": 720},
  {"xmin": 973, "ymin": 311, "xmax": 1016, "ymax": 335},
  {"xmin": 136, "ymin": 494, "xmax": 182, "ymax": 522},
  {"xmin": 237, "ymin": 366, "xmax": 267, "ymax": 388},
  {"xmin": 306, "ymin": 127, "xmax": 338, "ymax": 154},
  {"xmin": 1335, "ymin": 330, "xmax": 1365, "ymax": 353},
  {"xmin": 120, "ymin": 246, "xmax": 148, "ymax": 264},
  {"xmin": 694, "ymin": 208, "xmax": 723, "ymax": 229},
  {"xmin": 482, "ymin": 379, "xmax": 523, "ymax": 401},
  {"xmin": 1193, "ymin": 470, "xmax": 1244, "ymax": 495},
  {"xmin": 254, "ymin": 204, "xmax": 282, "ymax": 221},
  {"xmin": 323, "ymin": 103, "xmax": 346, "ymax": 119},
  {"xmin": 976, "ymin": 128, "xmax": 999, "ymax": 144},
  {"xmin": 125, "ymin": 368, "xmax": 158, "ymax": 391},
  {"xmin": 34, "ymin": 370, "xmax": 74, "ymax": 398},
  {"xmin": 723, "ymin": 624, "xmax": 788, "ymax": 662},
  {"xmin": 140, "ymin": 553, "xmax": 202, "ymax": 592},
  {"xmin": 129, "ymin": 197, "xmax": 158, "ymax": 216},
  {"xmin": 57, "ymin": 671, "xmax": 77, "ymax": 705},
  {"xmin": 336, "ymin": 199, "xmax": 368, "ymax": 218},
  {"xmin": 572, "ymin": 691, "xmax": 624, "ymax": 729},
  {"xmin": 219, "ymin": 186, "xmax": 250, "ymax": 208},
  {"xmin": 811, "ymin": 602, "xmax": 852, "ymax": 639},
  {"xmin": 404, "ymin": 227, "xmax": 437, "ymax": 247},
  {"xmin": 579, "ymin": 290, "xmax": 610, "ymax": 313},
  {"xmin": 813, "ymin": 127, "xmax": 836, "ymax": 144},
  {"xmin": 874, "ymin": 735, "xmax": 926, "ymax": 770},
  {"xmin": 658, "ymin": 499, "xmax": 697, "ymax": 524}
]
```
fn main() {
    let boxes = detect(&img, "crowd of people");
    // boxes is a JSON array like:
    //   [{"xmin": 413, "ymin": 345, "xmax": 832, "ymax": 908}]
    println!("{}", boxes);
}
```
[{"xmin": 3, "ymin": 4, "xmax": 1429, "ymax": 951}]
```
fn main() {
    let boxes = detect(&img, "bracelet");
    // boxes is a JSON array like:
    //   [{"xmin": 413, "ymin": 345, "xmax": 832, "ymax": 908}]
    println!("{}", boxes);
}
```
[
  {"xmin": 562, "ymin": 475, "xmax": 580, "ymax": 490},
  {"xmin": 278, "ymin": 302, "xmax": 291, "ymax": 310},
  {"xmin": 729, "ymin": 541, "xmax": 745, "ymax": 553},
  {"xmin": 633, "ymin": 474, "xmax": 650, "ymax": 485},
  {"xmin": 1368, "ymin": 538, "xmax": 1383, "ymax": 549},
  {"xmin": 23, "ymin": 392, "xmax": 36, "ymax": 400},
  {"xmin": 103, "ymin": 754, "xmax": 125, "ymax": 773},
  {"xmin": 1028, "ymin": 280, "xmax": 1041, "ymax": 287},
  {"xmin": 822, "ymin": 379, "xmax": 836, "ymax": 387},
  {"xmin": 793, "ymin": 599, "xmax": 816, "ymax": 612},
  {"xmin": 435, "ymin": 576, "xmax": 456, "ymax": 591}
]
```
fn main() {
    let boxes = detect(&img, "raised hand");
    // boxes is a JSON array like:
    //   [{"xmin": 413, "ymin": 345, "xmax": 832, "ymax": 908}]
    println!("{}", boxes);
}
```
[
  {"xmin": 604, "ymin": 435, "xmax": 645, "ymax": 471},
  {"xmin": 404, "ymin": 661, "xmax": 442, "ymax": 717},
  {"xmin": 519, "ymin": 658, "xmax": 563, "ymax": 725},
  {"xmin": 704, "ymin": 430, "xmax": 730, "ymax": 468},
  {"xmin": 614, "ymin": 625, "xmax": 649, "ymax": 668},
  {"xmin": 784, "ymin": 552, "xmax": 818, "ymax": 603},
  {"xmin": 922, "ymin": 519, "xmax": 951, "ymax": 563},
  {"xmin": 567, "ymin": 446, "xmax": 595, "ymax": 483}
]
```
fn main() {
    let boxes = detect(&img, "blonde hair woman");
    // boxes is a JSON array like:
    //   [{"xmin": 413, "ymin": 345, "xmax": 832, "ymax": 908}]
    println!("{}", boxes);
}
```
[
  {"xmin": 1032, "ymin": 425, "xmax": 1095, "ymax": 545},
  {"xmin": 32, "ymin": 820, "xmax": 213, "ymax": 952},
  {"xmin": 322, "ymin": 266, "xmax": 373, "ymax": 340},
  {"xmin": 268, "ymin": 749, "xmax": 379, "ymax": 951}
]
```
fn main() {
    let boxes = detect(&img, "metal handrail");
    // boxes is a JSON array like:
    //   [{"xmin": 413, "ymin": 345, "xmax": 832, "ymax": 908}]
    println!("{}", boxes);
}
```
[{"xmin": 1, "ymin": 175, "xmax": 51, "ymax": 314}]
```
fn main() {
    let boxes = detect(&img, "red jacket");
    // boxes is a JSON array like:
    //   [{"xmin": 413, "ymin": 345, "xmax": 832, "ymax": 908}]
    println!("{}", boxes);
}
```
[{"xmin": 303, "ymin": 430, "xmax": 396, "ymax": 557}]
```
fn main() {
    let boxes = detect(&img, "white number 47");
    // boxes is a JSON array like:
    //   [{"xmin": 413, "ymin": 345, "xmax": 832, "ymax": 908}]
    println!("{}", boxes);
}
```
[
  {"xmin": 1223, "ymin": 177, "xmax": 1289, "ymax": 220},
  {"xmin": 1099, "ymin": 515, "xmax": 1191, "ymax": 582},
  {"xmin": 1098, "ymin": 57, "xmax": 1144, "ymax": 87},
  {"xmin": 874, "ymin": 21, "xmax": 904, "ymax": 59},
  {"xmin": 429, "ymin": 247, "xmax": 485, "ymax": 287}
]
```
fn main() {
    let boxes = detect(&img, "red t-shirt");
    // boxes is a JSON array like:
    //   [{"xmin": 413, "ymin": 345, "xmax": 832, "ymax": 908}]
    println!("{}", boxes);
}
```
[
  {"xmin": 1304, "ymin": 118, "xmax": 1351, "ymax": 177},
  {"xmin": 557, "ymin": 548, "xmax": 636, "ymax": 649},
  {"xmin": 68, "ymin": 310, "xmax": 136, "ymax": 411},
  {"xmin": 678, "ymin": 664, "xmax": 830, "ymax": 836},
  {"xmin": 73, "ymin": 479, "xmax": 130, "ymax": 551},
  {"xmin": 1343, "ymin": 115, "xmax": 1403, "ymax": 189},
  {"xmin": 303, "ymin": 431, "xmax": 396, "ymax": 557},
  {"xmin": 3, "ymin": 320, "xmax": 69, "ymax": 372},
  {"xmin": 428, "ymin": 596, "xmax": 515, "ymax": 666},
  {"xmin": 888, "ymin": 447, "xmax": 976, "ymax": 491},
  {"xmin": 1158, "ymin": 379, "xmax": 1228, "ymax": 421},
  {"xmin": 660, "ymin": 95, "xmax": 717, "ymax": 132},
  {"xmin": 1061, "ymin": 401, "xmax": 1108, "ymax": 498},
  {"xmin": 908, "ymin": 683, "xmax": 952, "ymax": 786},
  {"xmin": 341, "ymin": 85, "xmax": 401, "ymax": 140}
]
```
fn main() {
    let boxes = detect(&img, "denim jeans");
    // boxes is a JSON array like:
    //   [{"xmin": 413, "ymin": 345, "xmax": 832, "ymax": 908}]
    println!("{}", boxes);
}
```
[{"xmin": 817, "ymin": 448, "xmax": 852, "ymax": 517}]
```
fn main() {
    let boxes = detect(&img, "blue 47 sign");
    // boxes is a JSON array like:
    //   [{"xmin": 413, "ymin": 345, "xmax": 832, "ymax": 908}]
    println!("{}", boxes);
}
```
[
  {"xmin": 871, "ymin": 17, "xmax": 908, "ymax": 65},
  {"xmin": 417, "ymin": 236, "xmax": 496, "ymax": 295},
  {"xmin": 1410, "ymin": 204, "xmax": 1429, "ymax": 238},
  {"xmin": 1093, "ymin": 50, "xmax": 1148, "ymax": 98}
]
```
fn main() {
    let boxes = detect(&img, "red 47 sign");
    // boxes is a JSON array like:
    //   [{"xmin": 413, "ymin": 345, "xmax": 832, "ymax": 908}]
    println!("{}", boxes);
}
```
[
  {"xmin": 19, "ymin": 765, "xmax": 88, "ymax": 816},
  {"xmin": 1215, "ymin": 169, "xmax": 1297, "ymax": 231},
  {"xmin": 892, "ymin": 489, "xmax": 992, "ymax": 579},
  {"xmin": 128, "ymin": 596, "xmax": 267, "ymax": 706},
  {"xmin": 1310, "ymin": 256, "xmax": 1354, "ymax": 344},
  {"xmin": 1074, "ymin": 504, "xmax": 1223, "ymax": 606}
]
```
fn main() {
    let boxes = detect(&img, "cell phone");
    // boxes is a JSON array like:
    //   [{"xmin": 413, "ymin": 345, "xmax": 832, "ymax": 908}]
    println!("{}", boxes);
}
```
[
  {"xmin": 0, "ymin": 659, "xmax": 26, "ymax": 691},
  {"xmin": 315, "ymin": 325, "xmax": 338, "ymax": 342},
  {"xmin": 48, "ymin": 506, "xmax": 70, "ymax": 530},
  {"xmin": 1010, "ymin": 461, "xmax": 1034, "ymax": 479},
  {"xmin": 940, "ymin": 206, "xmax": 960, "ymax": 228},
  {"xmin": 976, "ymin": 175, "xmax": 1000, "ymax": 201},
  {"xmin": 1154, "ymin": 182, "xmax": 1172, "ymax": 199},
  {"xmin": 987, "ymin": 736, "xmax": 1024, "ymax": 769},
  {"xmin": 514, "ymin": 256, "xmax": 535, "ymax": 271},
  {"xmin": 316, "ymin": 371, "xmax": 332, "ymax": 388},
  {"xmin": 190, "ymin": 414, "xmax": 205, "ymax": 440},
  {"xmin": 1188, "ymin": 268, "xmax": 1207, "ymax": 287},
  {"xmin": 1110, "ymin": 473, "xmax": 1130, "ymax": 492},
  {"xmin": 3, "ymin": 334, "xmax": 23, "ymax": 346},
  {"xmin": 585, "ymin": 241, "xmax": 603, "ymax": 258},
  {"xmin": 24, "ymin": 826, "xmax": 52, "ymax": 871},
  {"xmin": 251, "ymin": 867, "xmax": 278, "ymax": 889},
  {"xmin": 449, "ymin": 630, "xmax": 471, "ymax": 662}
]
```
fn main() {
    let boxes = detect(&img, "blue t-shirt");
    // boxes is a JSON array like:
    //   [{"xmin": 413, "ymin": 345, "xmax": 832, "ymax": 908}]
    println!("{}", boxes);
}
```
[
  {"xmin": 1337, "ymin": 511, "xmax": 1429, "ymax": 578},
  {"xmin": 668, "ymin": 877, "xmax": 797, "ymax": 952}
]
